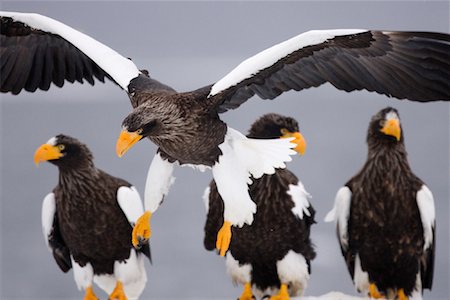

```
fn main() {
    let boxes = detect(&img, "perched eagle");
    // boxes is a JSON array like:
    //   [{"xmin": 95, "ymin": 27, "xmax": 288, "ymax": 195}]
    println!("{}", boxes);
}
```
[
  {"xmin": 2, "ymin": 12, "xmax": 449, "ymax": 255},
  {"xmin": 204, "ymin": 114, "xmax": 315, "ymax": 300},
  {"xmin": 34, "ymin": 135, "xmax": 151, "ymax": 300},
  {"xmin": 325, "ymin": 107, "xmax": 435, "ymax": 300}
]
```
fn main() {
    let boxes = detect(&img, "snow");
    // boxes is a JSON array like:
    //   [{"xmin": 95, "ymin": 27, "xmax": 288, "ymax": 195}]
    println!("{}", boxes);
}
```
[
  {"xmin": 1, "ymin": 11, "xmax": 140, "ymax": 91},
  {"xmin": 209, "ymin": 29, "xmax": 367, "ymax": 97},
  {"xmin": 297, "ymin": 292, "xmax": 368, "ymax": 299}
]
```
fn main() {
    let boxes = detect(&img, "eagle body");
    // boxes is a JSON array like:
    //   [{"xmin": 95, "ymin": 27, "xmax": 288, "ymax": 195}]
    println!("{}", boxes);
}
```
[
  {"xmin": 204, "ymin": 114, "xmax": 315, "ymax": 299},
  {"xmin": 128, "ymin": 85, "xmax": 227, "ymax": 166},
  {"xmin": 205, "ymin": 169, "xmax": 315, "ymax": 292},
  {"xmin": 35, "ymin": 135, "xmax": 150, "ymax": 300},
  {"xmin": 54, "ymin": 168, "xmax": 139, "ymax": 274},
  {"xmin": 346, "ymin": 148, "xmax": 426, "ymax": 295},
  {"xmin": 326, "ymin": 107, "xmax": 435, "ymax": 299}
]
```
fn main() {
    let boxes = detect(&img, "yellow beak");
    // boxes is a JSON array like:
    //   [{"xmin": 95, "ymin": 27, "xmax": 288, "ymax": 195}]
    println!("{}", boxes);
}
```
[
  {"xmin": 281, "ymin": 131, "xmax": 306, "ymax": 155},
  {"xmin": 381, "ymin": 119, "xmax": 401, "ymax": 141},
  {"xmin": 34, "ymin": 144, "xmax": 63, "ymax": 166},
  {"xmin": 116, "ymin": 130, "xmax": 143, "ymax": 157}
]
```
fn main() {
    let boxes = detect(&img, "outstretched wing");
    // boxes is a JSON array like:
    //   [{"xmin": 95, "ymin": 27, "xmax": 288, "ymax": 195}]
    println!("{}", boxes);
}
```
[
  {"xmin": 0, "ymin": 11, "xmax": 141, "ymax": 94},
  {"xmin": 208, "ymin": 30, "xmax": 450, "ymax": 112},
  {"xmin": 416, "ymin": 185, "xmax": 435, "ymax": 290},
  {"xmin": 41, "ymin": 193, "xmax": 72, "ymax": 272},
  {"xmin": 117, "ymin": 186, "xmax": 151, "ymax": 262}
]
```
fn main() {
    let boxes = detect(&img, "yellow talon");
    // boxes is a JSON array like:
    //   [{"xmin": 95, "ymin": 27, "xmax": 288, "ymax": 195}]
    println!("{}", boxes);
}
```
[
  {"xmin": 397, "ymin": 289, "xmax": 408, "ymax": 300},
  {"xmin": 238, "ymin": 282, "xmax": 254, "ymax": 300},
  {"xmin": 269, "ymin": 283, "xmax": 290, "ymax": 300},
  {"xmin": 369, "ymin": 283, "xmax": 383, "ymax": 299},
  {"xmin": 216, "ymin": 221, "xmax": 232, "ymax": 256},
  {"xmin": 109, "ymin": 281, "xmax": 127, "ymax": 300},
  {"xmin": 132, "ymin": 211, "xmax": 152, "ymax": 248},
  {"xmin": 84, "ymin": 286, "xmax": 99, "ymax": 300}
]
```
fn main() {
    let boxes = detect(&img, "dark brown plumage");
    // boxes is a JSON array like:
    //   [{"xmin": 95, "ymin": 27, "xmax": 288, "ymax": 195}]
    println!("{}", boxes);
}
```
[
  {"xmin": 35, "ymin": 135, "xmax": 150, "ymax": 299},
  {"xmin": 328, "ymin": 107, "xmax": 435, "ymax": 299},
  {"xmin": 204, "ymin": 114, "xmax": 316, "ymax": 297}
]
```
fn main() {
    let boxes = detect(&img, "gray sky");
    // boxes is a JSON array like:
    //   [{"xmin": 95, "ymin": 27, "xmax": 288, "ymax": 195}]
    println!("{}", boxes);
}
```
[{"xmin": 1, "ymin": 1, "xmax": 449, "ymax": 299}]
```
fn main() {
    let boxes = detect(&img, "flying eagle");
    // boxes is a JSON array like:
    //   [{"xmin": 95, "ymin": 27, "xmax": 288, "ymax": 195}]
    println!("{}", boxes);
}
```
[
  {"xmin": 1, "ymin": 11, "xmax": 449, "ymax": 255},
  {"xmin": 325, "ymin": 107, "xmax": 435, "ymax": 300},
  {"xmin": 204, "ymin": 114, "xmax": 315, "ymax": 300},
  {"xmin": 34, "ymin": 135, "xmax": 151, "ymax": 300}
]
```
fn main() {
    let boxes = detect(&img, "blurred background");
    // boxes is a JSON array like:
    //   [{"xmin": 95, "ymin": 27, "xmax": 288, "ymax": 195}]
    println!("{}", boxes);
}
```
[{"xmin": 1, "ymin": 1, "xmax": 449, "ymax": 299}]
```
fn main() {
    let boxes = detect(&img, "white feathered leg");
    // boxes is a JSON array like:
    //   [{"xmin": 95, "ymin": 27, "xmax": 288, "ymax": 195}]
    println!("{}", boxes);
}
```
[
  {"xmin": 276, "ymin": 250, "xmax": 309, "ymax": 297},
  {"xmin": 71, "ymin": 256, "xmax": 98, "ymax": 299},
  {"xmin": 112, "ymin": 250, "xmax": 147, "ymax": 300}
]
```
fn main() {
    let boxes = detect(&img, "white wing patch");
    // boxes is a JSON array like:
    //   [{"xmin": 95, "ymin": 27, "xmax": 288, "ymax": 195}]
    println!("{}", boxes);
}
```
[
  {"xmin": 1, "ymin": 11, "xmax": 140, "ymax": 90},
  {"xmin": 212, "ymin": 127, "xmax": 296, "ymax": 226},
  {"xmin": 202, "ymin": 186, "xmax": 211, "ymax": 211},
  {"xmin": 209, "ymin": 29, "xmax": 367, "ymax": 96},
  {"xmin": 325, "ymin": 186, "xmax": 352, "ymax": 250},
  {"xmin": 117, "ymin": 186, "xmax": 144, "ymax": 225},
  {"xmin": 212, "ymin": 139, "xmax": 256, "ymax": 226},
  {"xmin": 144, "ymin": 152, "xmax": 176, "ymax": 213},
  {"xmin": 287, "ymin": 182, "xmax": 312, "ymax": 219},
  {"xmin": 353, "ymin": 254, "xmax": 369, "ymax": 294},
  {"xmin": 416, "ymin": 185, "xmax": 435, "ymax": 250},
  {"xmin": 41, "ymin": 192, "xmax": 56, "ymax": 249},
  {"xmin": 227, "ymin": 127, "xmax": 296, "ymax": 179}
]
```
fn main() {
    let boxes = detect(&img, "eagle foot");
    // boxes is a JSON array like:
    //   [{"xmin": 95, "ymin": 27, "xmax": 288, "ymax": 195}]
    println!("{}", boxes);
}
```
[
  {"xmin": 269, "ymin": 283, "xmax": 290, "ymax": 300},
  {"xmin": 132, "ymin": 211, "xmax": 152, "ymax": 248},
  {"xmin": 397, "ymin": 289, "xmax": 408, "ymax": 300},
  {"xmin": 369, "ymin": 283, "xmax": 383, "ymax": 299},
  {"xmin": 109, "ymin": 281, "xmax": 127, "ymax": 300},
  {"xmin": 216, "ymin": 221, "xmax": 232, "ymax": 256},
  {"xmin": 238, "ymin": 282, "xmax": 255, "ymax": 300},
  {"xmin": 83, "ymin": 286, "xmax": 99, "ymax": 300}
]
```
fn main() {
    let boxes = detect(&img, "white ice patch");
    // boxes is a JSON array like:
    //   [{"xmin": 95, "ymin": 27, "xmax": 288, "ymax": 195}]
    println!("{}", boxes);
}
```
[
  {"xmin": 416, "ymin": 185, "xmax": 435, "ymax": 250},
  {"xmin": 276, "ymin": 250, "xmax": 309, "ymax": 296},
  {"xmin": 353, "ymin": 254, "xmax": 369, "ymax": 294},
  {"xmin": 287, "ymin": 182, "xmax": 312, "ymax": 219},
  {"xmin": 71, "ymin": 256, "xmax": 94, "ymax": 290},
  {"xmin": 226, "ymin": 252, "xmax": 252, "ymax": 285},
  {"xmin": 325, "ymin": 186, "xmax": 352, "ymax": 250},
  {"xmin": 46, "ymin": 136, "xmax": 57, "ymax": 146},
  {"xmin": 41, "ymin": 193, "xmax": 56, "ymax": 249},
  {"xmin": 144, "ymin": 152, "xmax": 176, "ymax": 213},
  {"xmin": 202, "ymin": 186, "xmax": 211, "ymax": 211},
  {"xmin": 209, "ymin": 29, "xmax": 367, "ymax": 96},
  {"xmin": 117, "ymin": 186, "xmax": 144, "ymax": 225},
  {"xmin": 1, "ymin": 11, "xmax": 140, "ymax": 90},
  {"xmin": 113, "ymin": 250, "xmax": 147, "ymax": 300}
]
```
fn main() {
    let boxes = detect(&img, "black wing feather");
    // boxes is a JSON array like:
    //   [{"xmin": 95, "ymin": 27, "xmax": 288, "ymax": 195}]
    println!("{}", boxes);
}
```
[
  {"xmin": 0, "ymin": 16, "xmax": 113, "ymax": 94},
  {"xmin": 47, "ymin": 213, "xmax": 72, "ymax": 273},
  {"xmin": 421, "ymin": 227, "xmax": 435, "ymax": 290},
  {"xmin": 203, "ymin": 181, "xmax": 224, "ymax": 251},
  {"xmin": 210, "ymin": 31, "xmax": 450, "ymax": 112}
]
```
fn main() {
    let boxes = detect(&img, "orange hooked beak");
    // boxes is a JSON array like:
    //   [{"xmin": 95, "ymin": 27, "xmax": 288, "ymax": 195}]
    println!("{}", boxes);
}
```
[
  {"xmin": 281, "ymin": 131, "xmax": 307, "ymax": 155},
  {"xmin": 116, "ymin": 130, "xmax": 143, "ymax": 157},
  {"xmin": 33, "ymin": 144, "xmax": 63, "ymax": 166},
  {"xmin": 381, "ymin": 119, "xmax": 401, "ymax": 141}
]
